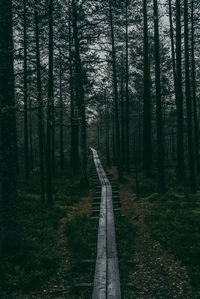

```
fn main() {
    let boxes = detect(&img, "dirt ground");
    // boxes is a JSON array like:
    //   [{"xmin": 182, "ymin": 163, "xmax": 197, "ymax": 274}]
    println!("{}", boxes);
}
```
[{"xmin": 112, "ymin": 167, "xmax": 193, "ymax": 299}]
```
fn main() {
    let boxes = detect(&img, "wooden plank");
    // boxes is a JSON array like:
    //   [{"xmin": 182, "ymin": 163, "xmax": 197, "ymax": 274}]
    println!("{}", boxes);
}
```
[
  {"xmin": 92, "ymin": 201, "xmax": 121, "ymax": 206},
  {"xmin": 90, "ymin": 148, "xmax": 121, "ymax": 299},
  {"xmin": 106, "ymin": 186, "xmax": 121, "ymax": 298},
  {"xmin": 90, "ymin": 208, "xmax": 121, "ymax": 213},
  {"xmin": 108, "ymin": 258, "xmax": 121, "ymax": 298}
]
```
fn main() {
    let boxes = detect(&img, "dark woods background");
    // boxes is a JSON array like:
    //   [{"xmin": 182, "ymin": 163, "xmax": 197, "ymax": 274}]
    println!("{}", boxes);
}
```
[{"xmin": 1, "ymin": 0, "xmax": 200, "ymax": 296}]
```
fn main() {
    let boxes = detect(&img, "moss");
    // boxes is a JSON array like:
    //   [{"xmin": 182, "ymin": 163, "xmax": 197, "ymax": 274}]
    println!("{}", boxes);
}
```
[
  {"xmin": 137, "ymin": 183, "xmax": 200, "ymax": 296},
  {"xmin": 0, "ymin": 171, "xmax": 82, "ymax": 297},
  {"xmin": 143, "ymin": 192, "xmax": 160, "ymax": 202}
]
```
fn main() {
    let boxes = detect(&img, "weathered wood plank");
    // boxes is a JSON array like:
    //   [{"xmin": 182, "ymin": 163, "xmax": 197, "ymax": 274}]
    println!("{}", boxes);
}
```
[{"xmin": 90, "ymin": 148, "xmax": 121, "ymax": 299}]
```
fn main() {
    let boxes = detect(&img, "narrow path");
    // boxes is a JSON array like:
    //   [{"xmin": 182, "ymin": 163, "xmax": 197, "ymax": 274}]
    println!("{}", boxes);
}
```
[{"xmin": 91, "ymin": 148, "xmax": 121, "ymax": 299}]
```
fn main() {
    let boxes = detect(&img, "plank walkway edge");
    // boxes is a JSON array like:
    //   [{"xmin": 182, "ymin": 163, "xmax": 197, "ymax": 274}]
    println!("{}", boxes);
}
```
[{"xmin": 90, "ymin": 148, "xmax": 121, "ymax": 299}]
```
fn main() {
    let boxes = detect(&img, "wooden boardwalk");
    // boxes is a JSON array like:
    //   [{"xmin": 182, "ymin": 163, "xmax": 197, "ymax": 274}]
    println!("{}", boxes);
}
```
[{"xmin": 91, "ymin": 148, "xmax": 121, "ymax": 299}]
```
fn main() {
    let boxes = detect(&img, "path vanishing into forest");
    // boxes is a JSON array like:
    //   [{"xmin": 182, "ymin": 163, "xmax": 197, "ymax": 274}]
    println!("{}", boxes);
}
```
[
  {"xmin": 91, "ymin": 148, "xmax": 121, "ymax": 299},
  {"xmin": 2, "ymin": 0, "xmax": 200, "ymax": 297},
  {"xmin": 22, "ymin": 151, "xmax": 194, "ymax": 299}
]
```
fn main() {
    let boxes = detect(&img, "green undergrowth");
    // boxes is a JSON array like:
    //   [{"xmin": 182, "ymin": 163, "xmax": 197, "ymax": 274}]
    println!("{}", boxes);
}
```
[
  {"xmin": 115, "ymin": 216, "xmax": 137, "ymax": 298},
  {"xmin": 0, "ymin": 168, "xmax": 83, "ymax": 297},
  {"xmin": 65, "ymin": 214, "xmax": 97, "ymax": 298},
  {"xmin": 134, "ymin": 173, "xmax": 200, "ymax": 297},
  {"xmin": 64, "ymin": 213, "xmax": 137, "ymax": 298}
]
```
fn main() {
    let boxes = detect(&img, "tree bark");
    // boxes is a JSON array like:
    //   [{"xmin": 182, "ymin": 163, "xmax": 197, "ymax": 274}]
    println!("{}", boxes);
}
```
[
  {"xmin": 153, "ymin": 0, "xmax": 165, "ymax": 192},
  {"xmin": 143, "ymin": 0, "xmax": 152, "ymax": 177},
  {"xmin": 23, "ymin": 0, "xmax": 30, "ymax": 179},
  {"xmin": 72, "ymin": 0, "xmax": 88, "ymax": 187},
  {"xmin": 175, "ymin": 0, "xmax": 186, "ymax": 182},
  {"xmin": 105, "ymin": 101, "xmax": 110, "ymax": 167},
  {"xmin": 125, "ymin": 0, "xmax": 130, "ymax": 172},
  {"xmin": 0, "ymin": 0, "xmax": 19, "ymax": 251},
  {"xmin": 138, "ymin": 100, "xmax": 142, "ymax": 170},
  {"xmin": 108, "ymin": 0, "xmax": 122, "ymax": 179},
  {"xmin": 191, "ymin": 0, "xmax": 200, "ymax": 173},
  {"xmin": 34, "ymin": 0, "xmax": 45, "ymax": 201},
  {"xmin": 29, "ymin": 92, "xmax": 33, "ymax": 170},
  {"xmin": 168, "ymin": 0, "xmax": 177, "ymax": 96},
  {"xmin": 68, "ymin": 14, "xmax": 79, "ymax": 174},
  {"xmin": 120, "ymin": 71, "xmax": 125, "ymax": 165},
  {"xmin": 46, "ymin": 0, "xmax": 54, "ymax": 203},
  {"xmin": 184, "ymin": 0, "xmax": 196, "ymax": 192},
  {"xmin": 59, "ymin": 49, "xmax": 64, "ymax": 170},
  {"xmin": 112, "ymin": 107, "xmax": 116, "ymax": 165}
]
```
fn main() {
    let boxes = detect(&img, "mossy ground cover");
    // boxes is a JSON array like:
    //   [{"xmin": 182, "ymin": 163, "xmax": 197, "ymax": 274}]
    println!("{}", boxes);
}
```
[
  {"xmin": 64, "ymin": 214, "xmax": 97, "ymax": 298},
  {"xmin": 133, "ymin": 169, "xmax": 200, "ymax": 297},
  {"xmin": 64, "ymin": 207, "xmax": 137, "ymax": 298},
  {"xmin": 116, "ymin": 216, "xmax": 137, "ymax": 298},
  {"xmin": 0, "ymin": 168, "xmax": 83, "ymax": 298}
]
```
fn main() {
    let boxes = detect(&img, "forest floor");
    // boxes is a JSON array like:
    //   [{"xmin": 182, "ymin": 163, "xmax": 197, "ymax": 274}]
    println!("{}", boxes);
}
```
[
  {"xmin": 23, "ymin": 194, "xmax": 92, "ymax": 299},
  {"xmin": 2, "ymin": 163, "xmax": 200, "ymax": 298},
  {"xmin": 0, "ymin": 169, "xmax": 92, "ymax": 299},
  {"xmin": 110, "ymin": 167, "xmax": 194, "ymax": 298}
]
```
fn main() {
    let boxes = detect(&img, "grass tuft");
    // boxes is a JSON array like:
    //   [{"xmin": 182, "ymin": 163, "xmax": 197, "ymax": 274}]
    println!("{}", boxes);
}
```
[{"xmin": 137, "ymin": 188, "xmax": 200, "ymax": 296}]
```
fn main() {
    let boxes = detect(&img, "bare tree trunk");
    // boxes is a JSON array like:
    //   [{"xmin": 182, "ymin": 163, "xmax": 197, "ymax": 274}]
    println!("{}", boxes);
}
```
[
  {"xmin": 168, "ymin": 0, "xmax": 177, "ymax": 96},
  {"xmin": 153, "ymin": 0, "xmax": 165, "ymax": 192},
  {"xmin": 120, "ymin": 71, "xmax": 125, "ymax": 165},
  {"xmin": 138, "ymin": 100, "xmax": 142, "ymax": 170},
  {"xmin": 143, "ymin": 0, "xmax": 152, "ymax": 177},
  {"xmin": 34, "ymin": 0, "xmax": 45, "ymax": 201},
  {"xmin": 72, "ymin": 0, "xmax": 88, "ymax": 187},
  {"xmin": 0, "ymin": 0, "xmax": 19, "ymax": 251},
  {"xmin": 125, "ymin": 0, "xmax": 130, "ymax": 172},
  {"xmin": 108, "ymin": 0, "xmax": 122, "ymax": 179},
  {"xmin": 29, "ymin": 93, "xmax": 33, "ymax": 170},
  {"xmin": 23, "ymin": 0, "xmax": 30, "ymax": 179},
  {"xmin": 191, "ymin": 0, "xmax": 200, "ymax": 173},
  {"xmin": 112, "ymin": 108, "xmax": 116, "ymax": 165},
  {"xmin": 184, "ymin": 0, "xmax": 196, "ymax": 192},
  {"xmin": 105, "ymin": 102, "xmax": 110, "ymax": 167},
  {"xmin": 59, "ymin": 49, "xmax": 64, "ymax": 170},
  {"xmin": 68, "ymin": 14, "xmax": 79, "ymax": 174},
  {"xmin": 175, "ymin": 0, "xmax": 186, "ymax": 183},
  {"xmin": 46, "ymin": 0, "xmax": 54, "ymax": 203}
]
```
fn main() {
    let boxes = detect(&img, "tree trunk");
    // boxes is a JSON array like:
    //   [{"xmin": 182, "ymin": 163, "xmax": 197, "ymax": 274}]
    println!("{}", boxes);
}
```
[
  {"xmin": 108, "ymin": 0, "xmax": 122, "ymax": 179},
  {"xmin": 72, "ymin": 0, "xmax": 88, "ymax": 187},
  {"xmin": 168, "ymin": 0, "xmax": 177, "ymax": 96},
  {"xmin": 175, "ymin": 0, "xmax": 186, "ymax": 182},
  {"xmin": 105, "ymin": 102, "xmax": 110, "ymax": 167},
  {"xmin": 97, "ymin": 122, "xmax": 100, "ymax": 148},
  {"xmin": 23, "ymin": 0, "xmax": 29, "ymax": 179},
  {"xmin": 29, "ymin": 93, "xmax": 33, "ymax": 170},
  {"xmin": 0, "ymin": 0, "xmax": 19, "ymax": 251},
  {"xmin": 138, "ymin": 100, "xmax": 142, "ymax": 170},
  {"xmin": 69, "ymin": 15, "xmax": 79, "ymax": 174},
  {"xmin": 120, "ymin": 72, "xmax": 125, "ymax": 165},
  {"xmin": 184, "ymin": 0, "xmax": 196, "ymax": 192},
  {"xmin": 191, "ymin": 0, "xmax": 200, "ymax": 173},
  {"xmin": 59, "ymin": 49, "xmax": 64, "ymax": 170},
  {"xmin": 46, "ymin": 0, "xmax": 54, "ymax": 203},
  {"xmin": 112, "ymin": 108, "xmax": 116, "ymax": 165},
  {"xmin": 153, "ymin": 0, "xmax": 165, "ymax": 192},
  {"xmin": 143, "ymin": 0, "xmax": 152, "ymax": 177},
  {"xmin": 125, "ymin": 0, "xmax": 130, "ymax": 172},
  {"xmin": 34, "ymin": 0, "xmax": 45, "ymax": 202}
]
